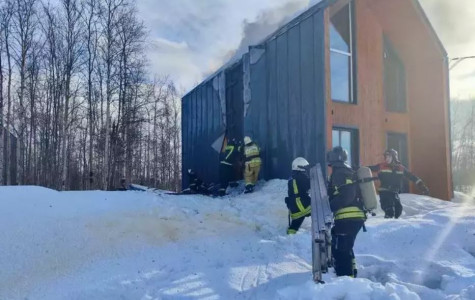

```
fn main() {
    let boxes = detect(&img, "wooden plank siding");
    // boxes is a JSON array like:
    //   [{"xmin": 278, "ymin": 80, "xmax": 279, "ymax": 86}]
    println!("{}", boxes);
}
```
[{"xmin": 325, "ymin": 0, "xmax": 452, "ymax": 200}]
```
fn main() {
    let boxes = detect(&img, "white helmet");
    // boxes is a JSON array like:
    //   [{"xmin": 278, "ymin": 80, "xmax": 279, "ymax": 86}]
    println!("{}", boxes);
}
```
[
  {"xmin": 292, "ymin": 157, "xmax": 309, "ymax": 171},
  {"xmin": 244, "ymin": 136, "xmax": 252, "ymax": 145}
]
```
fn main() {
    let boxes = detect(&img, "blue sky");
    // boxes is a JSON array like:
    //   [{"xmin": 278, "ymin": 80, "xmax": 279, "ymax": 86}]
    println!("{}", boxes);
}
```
[{"xmin": 137, "ymin": 0, "xmax": 475, "ymax": 100}]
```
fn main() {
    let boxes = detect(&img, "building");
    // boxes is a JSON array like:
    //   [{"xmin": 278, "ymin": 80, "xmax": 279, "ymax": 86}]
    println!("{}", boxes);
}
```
[{"xmin": 182, "ymin": 0, "xmax": 452, "ymax": 200}]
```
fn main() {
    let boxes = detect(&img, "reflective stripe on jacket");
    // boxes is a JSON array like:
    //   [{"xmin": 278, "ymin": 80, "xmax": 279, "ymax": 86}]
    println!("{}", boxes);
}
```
[
  {"xmin": 244, "ymin": 143, "xmax": 261, "ymax": 166},
  {"xmin": 290, "ymin": 179, "xmax": 311, "ymax": 220},
  {"xmin": 220, "ymin": 144, "xmax": 237, "ymax": 165},
  {"xmin": 334, "ymin": 206, "xmax": 365, "ymax": 220}
]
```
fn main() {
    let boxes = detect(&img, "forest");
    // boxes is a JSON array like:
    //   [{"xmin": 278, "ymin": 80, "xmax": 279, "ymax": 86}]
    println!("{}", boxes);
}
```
[{"xmin": 0, "ymin": 0, "xmax": 181, "ymax": 191}]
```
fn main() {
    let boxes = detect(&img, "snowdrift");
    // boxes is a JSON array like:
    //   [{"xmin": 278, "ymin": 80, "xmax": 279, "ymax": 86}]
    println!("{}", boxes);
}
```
[{"xmin": 0, "ymin": 182, "xmax": 474, "ymax": 299}]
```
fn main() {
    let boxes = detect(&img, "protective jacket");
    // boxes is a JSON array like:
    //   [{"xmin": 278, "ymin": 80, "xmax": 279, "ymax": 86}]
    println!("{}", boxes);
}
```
[
  {"xmin": 328, "ymin": 162, "xmax": 365, "ymax": 221},
  {"xmin": 220, "ymin": 141, "xmax": 241, "ymax": 166},
  {"xmin": 369, "ymin": 162, "xmax": 422, "ymax": 193},
  {"xmin": 286, "ymin": 171, "xmax": 311, "ymax": 220},
  {"xmin": 243, "ymin": 142, "xmax": 261, "ymax": 166}
]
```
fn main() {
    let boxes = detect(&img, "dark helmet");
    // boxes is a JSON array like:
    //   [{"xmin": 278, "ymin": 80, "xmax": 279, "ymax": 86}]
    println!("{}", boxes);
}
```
[
  {"xmin": 327, "ymin": 146, "xmax": 348, "ymax": 165},
  {"xmin": 384, "ymin": 149, "xmax": 399, "ymax": 162}
]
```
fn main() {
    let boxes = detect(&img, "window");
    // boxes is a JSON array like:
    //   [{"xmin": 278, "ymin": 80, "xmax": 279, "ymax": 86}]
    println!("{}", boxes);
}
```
[
  {"xmin": 330, "ymin": 2, "xmax": 355, "ymax": 103},
  {"xmin": 332, "ymin": 127, "xmax": 359, "ymax": 167},
  {"xmin": 384, "ymin": 37, "xmax": 406, "ymax": 112}
]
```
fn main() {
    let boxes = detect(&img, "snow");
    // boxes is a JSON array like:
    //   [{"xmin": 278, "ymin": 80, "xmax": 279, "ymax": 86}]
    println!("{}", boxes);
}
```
[
  {"xmin": 0, "ymin": 181, "xmax": 474, "ymax": 299},
  {"xmin": 453, "ymin": 191, "xmax": 475, "ymax": 204}
]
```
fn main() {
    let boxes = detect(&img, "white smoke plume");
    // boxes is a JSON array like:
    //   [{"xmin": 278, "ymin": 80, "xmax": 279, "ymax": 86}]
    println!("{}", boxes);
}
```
[{"xmin": 230, "ymin": 0, "xmax": 311, "ymax": 60}]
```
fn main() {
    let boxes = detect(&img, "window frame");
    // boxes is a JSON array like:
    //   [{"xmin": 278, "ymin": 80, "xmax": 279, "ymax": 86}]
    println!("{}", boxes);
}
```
[
  {"xmin": 383, "ymin": 36, "xmax": 407, "ymax": 113},
  {"xmin": 330, "ymin": 1, "xmax": 357, "ymax": 104},
  {"xmin": 331, "ymin": 126, "xmax": 360, "ymax": 168}
]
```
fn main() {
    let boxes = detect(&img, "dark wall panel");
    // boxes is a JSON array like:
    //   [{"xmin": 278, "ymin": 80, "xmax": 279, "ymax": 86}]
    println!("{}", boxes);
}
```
[
  {"xmin": 266, "ymin": 39, "xmax": 278, "ymax": 177},
  {"xmin": 244, "ymin": 8, "xmax": 327, "ymax": 179},
  {"xmin": 288, "ymin": 25, "xmax": 303, "ymax": 161},
  {"xmin": 225, "ymin": 62, "xmax": 244, "ymax": 141},
  {"xmin": 276, "ymin": 33, "xmax": 290, "ymax": 178},
  {"xmin": 312, "ymin": 10, "xmax": 327, "ymax": 172},
  {"xmin": 181, "ymin": 78, "xmax": 225, "ymax": 189},
  {"xmin": 183, "ymin": 4, "xmax": 327, "ymax": 187},
  {"xmin": 300, "ymin": 16, "xmax": 317, "ymax": 163},
  {"xmin": 247, "ymin": 47, "xmax": 268, "ymax": 178}
]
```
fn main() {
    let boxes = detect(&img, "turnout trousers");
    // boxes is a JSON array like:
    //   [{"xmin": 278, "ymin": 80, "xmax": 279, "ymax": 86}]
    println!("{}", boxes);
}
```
[
  {"xmin": 379, "ymin": 191, "xmax": 402, "ymax": 219},
  {"xmin": 331, "ymin": 219, "xmax": 364, "ymax": 277}
]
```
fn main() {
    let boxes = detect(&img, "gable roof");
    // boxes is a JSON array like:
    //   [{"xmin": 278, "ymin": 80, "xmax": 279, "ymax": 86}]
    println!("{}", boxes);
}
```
[{"xmin": 184, "ymin": 0, "xmax": 447, "ymax": 98}]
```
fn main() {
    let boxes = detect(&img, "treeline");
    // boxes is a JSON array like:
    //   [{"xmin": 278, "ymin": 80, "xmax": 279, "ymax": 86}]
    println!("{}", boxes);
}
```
[
  {"xmin": 451, "ymin": 99, "xmax": 475, "ymax": 194},
  {"xmin": 0, "ymin": 0, "xmax": 181, "ymax": 191}
]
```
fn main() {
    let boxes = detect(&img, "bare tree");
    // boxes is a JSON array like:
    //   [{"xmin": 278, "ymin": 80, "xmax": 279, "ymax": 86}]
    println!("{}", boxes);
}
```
[
  {"xmin": 59, "ymin": 0, "xmax": 83, "ymax": 190},
  {"xmin": 0, "ymin": 0, "xmax": 182, "ymax": 191},
  {"xmin": 83, "ymin": 0, "xmax": 98, "ymax": 189},
  {"xmin": 11, "ymin": 0, "xmax": 38, "ymax": 184},
  {"xmin": 1, "ymin": 0, "xmax": 14, "ymax": 185}
]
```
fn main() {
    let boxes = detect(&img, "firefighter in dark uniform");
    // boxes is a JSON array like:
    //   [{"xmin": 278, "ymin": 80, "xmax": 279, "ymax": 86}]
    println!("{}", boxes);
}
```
[
  {"xmin": 327, "ymin": 146, "xmax": 366, "ymax": 277},
  {"xmin": 183, "ymin": 169, "xmax": 210, "ymax": 195},
  {"xmin": 285, "ymin": 157, "xmax": 312, "ymax": 234},
  {"xmin": 369, "ymin": 149, "xmax": 429, "ymax": 219},
  {"xmin": 218, "ymin": 138, "xmax": 241, "ymax": 196},
  {"xmin": 243, "ymin": 136, "xmax": 261, "ymax": 194}
]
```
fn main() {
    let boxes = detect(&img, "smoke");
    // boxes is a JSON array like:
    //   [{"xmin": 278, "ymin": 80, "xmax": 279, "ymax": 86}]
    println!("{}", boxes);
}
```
[{"xmin": 227, "ymin": 0, "xmax": 322, "ymax": 62}]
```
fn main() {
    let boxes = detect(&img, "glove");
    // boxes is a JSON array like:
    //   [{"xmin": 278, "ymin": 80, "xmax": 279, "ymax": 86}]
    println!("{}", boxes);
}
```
[{"xmin": 417, "ymin": 181, "xmax": 429, "ymax": 195}]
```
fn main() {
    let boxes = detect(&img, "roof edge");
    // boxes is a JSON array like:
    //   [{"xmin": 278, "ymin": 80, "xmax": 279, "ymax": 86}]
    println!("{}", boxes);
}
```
[
  {"xmin": 255, "ymin": 0, "xmax": 336, "ymax": 46},
  {"xmin": 183, "ymin": 0, "xmax": 337, "ymax": 99},
  {"xmin": 182, "ymin": 58, "xmax": 243, "ymax": 100},
  {"xmin": 411, "ymin": 0, "xmax": 448, "ymax": 57}
]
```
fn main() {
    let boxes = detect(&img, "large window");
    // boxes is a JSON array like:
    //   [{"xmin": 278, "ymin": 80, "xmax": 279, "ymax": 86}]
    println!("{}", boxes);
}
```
[
  {"xmin": 332, "ymin": 127, "xmax": 359, "ymax": 167},
  {"xmin": 384, "ymin": 37, "xmax": 406, "ymax": 112},
  {"xmin": 330, "ymin": 2, "xmax": 355, "ymax": 103}
]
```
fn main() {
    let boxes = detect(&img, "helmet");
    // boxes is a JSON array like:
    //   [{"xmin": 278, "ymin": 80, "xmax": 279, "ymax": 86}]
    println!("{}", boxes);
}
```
[
  {"xmin": 326, "ymin": 146, "xmax": 348, "ymax": 165},
  {"xmin": 384, "ymin": 149, "xmax": 399, "ymax": 163},
  {"xmin": 292, "ymin": 157, "xmax": 310, "ymax": 172},
  {"xmin": 244, "ymin": 136, "xmax": 252, "ymax": 145}
]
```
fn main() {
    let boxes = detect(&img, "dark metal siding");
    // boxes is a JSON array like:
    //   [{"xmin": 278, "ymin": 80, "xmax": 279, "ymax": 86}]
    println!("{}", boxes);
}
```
[
  {"xmin": 225, "ymin": 62, "xmax": 244, "ymax": 141},
  {"xmin": 181, "ymin": 77, "xmax": 226, "ymax": 189},
  {"xmin": 182, "ymin": 4, "xmax": 328, "ymax": 187},
  {"xmin": 244, "ymin": 9, "xmax": 327, "ymax": 179}
]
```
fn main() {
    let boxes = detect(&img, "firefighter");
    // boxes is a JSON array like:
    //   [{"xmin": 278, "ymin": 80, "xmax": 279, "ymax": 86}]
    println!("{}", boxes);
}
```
[
  {"xmin": 327, "ymin": 146, "xmax": 365, "ymax": 277},
  {"xmin": 285, "ymin": 157, "xmax": 311, "ymax": 234},
  {"xmin": 243, "ymin": 136, "xmax": 261, "ymax": 194},
  {"xmin": 183, "ymin": 169, "xmax": 210, "ymax": 195},
  {"xmin": 218, "ymin": 138, "xmax": 241, "ymax": 196},
  {"xmin": 369, "ymin": 149, "xmax": 429, "ymax": 219}
]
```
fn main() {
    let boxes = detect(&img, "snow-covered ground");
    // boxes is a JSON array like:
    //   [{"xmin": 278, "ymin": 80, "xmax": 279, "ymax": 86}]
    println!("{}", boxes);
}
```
[{"xmin": 0, "ymin": 181, "xmax": 474, "ymax": 300}]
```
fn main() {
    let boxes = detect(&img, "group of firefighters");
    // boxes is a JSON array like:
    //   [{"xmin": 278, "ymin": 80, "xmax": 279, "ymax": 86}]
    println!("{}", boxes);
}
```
[
  {"xmin": 185, "ymin": 136, "xmax": 430, "ymax": 278},
  {"xmin": 286, "ymin": 146, "xmax": 429, "ymax": 278},
  {"xmin": 185, "ymin": 136, "xmax": 262, "ymax": 196}
]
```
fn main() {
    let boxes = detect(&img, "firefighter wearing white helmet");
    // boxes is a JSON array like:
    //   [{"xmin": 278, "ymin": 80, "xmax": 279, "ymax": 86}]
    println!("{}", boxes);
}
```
[
  {"xmin": 243, "ymin": 136, "xmax": 261, "ymax": 193},
  {"xmin": 285, "ymin": 157, "xmax": 311, "ymax": 234}
]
